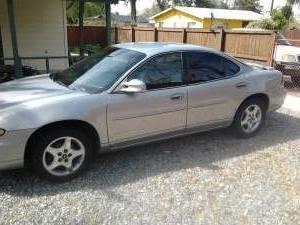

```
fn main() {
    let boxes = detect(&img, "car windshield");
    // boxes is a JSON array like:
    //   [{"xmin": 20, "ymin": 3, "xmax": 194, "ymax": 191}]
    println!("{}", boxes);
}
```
[{"xmin": 51, "ymin": 47, "xmax": 146, "ymax": 93}]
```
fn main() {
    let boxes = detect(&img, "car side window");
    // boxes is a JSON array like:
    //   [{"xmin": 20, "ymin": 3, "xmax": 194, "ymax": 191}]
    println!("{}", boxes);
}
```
[
  {"xmin": 183, "ymin": 52, "xmax": 240, "ymax": 84},
  {"xmin": 128, "ymin": 52, "xmax": 183, "ymax": 90}
]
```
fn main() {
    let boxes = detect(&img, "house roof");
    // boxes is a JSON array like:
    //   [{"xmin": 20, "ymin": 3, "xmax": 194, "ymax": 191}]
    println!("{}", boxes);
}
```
[{"xmin": 150, "ymin": 7, "xmax": 263, "ymax": 21}]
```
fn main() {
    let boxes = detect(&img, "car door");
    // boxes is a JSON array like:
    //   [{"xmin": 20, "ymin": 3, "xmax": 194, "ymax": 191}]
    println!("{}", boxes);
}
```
[
  {"xmin": 183, "ymin": 51, "xmax": 249, "ymax": 128},
  {"xmin": 107, "ymin": 52, "xmax": 188, "ymax": 144}
]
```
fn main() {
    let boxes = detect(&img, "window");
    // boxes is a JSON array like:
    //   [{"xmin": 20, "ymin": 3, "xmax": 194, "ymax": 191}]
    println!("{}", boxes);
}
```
[
  {"xmin": 52, "ymin": 47, "xmax": 145, "ymax": 93},
  {"xmin": 183, "ymin": 52, "xmax": 240, "ymax": 84},
  {"xmin": 158, "ymin": 22, "xmax": 164, "ymax": 28},
  {"xmin": 187, "ymin": 22, "xmax": 196, "ymax": 28},
  {"xmin": 129, "ymin": 53, "xmax": 183, "ymax": 90}
]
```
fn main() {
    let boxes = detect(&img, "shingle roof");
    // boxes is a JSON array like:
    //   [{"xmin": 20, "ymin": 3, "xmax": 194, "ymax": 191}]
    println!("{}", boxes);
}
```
[{"xmin": 151, "ymin": 7, "xmax": 263, "ymax": 21}]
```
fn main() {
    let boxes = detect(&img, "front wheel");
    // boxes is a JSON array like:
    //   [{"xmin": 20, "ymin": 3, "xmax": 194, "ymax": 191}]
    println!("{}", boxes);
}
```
[
  {"xmin": 29, "ymin": 128, "xmax": 95, "ymax": 182},
  {"xmin": 232, "ymin": 98, "xmax": 266, "ymax": 138}
]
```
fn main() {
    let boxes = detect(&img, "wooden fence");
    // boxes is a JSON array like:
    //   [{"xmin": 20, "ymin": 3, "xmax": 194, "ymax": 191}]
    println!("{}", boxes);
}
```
[
  {"xmin": 68, "ymin": 26, "xmax": 276, "ymax": 66},
  {"xmin": 282, "ymin": 30, "xmax": 300, "ymax": 47},
  {"xmin": 68, "ymin": 26, "xmax": 106, "ymax": 47}
]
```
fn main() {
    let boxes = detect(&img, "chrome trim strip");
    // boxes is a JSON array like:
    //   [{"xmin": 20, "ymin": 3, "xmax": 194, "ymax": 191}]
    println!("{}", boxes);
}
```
[{"xmin": 113, "ymin": 107, "xmax": 186, "ymax": 121}]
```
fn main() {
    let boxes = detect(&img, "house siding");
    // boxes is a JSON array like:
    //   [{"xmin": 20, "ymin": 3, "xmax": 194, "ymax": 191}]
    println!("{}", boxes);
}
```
[
  {"xmin": 0, "ymin": 0, "xmax": 68, "ymax": 71},
  {"xmin": 153, "ymin": 8, "xmax": 247, "ymax": 29},
  {"xmin": 154, "ymin": 9, "xmax": 204, "ymax": 28},
  {"xmin": 203, "ymin": 19, "xmax": 243, "ymax": 29}
]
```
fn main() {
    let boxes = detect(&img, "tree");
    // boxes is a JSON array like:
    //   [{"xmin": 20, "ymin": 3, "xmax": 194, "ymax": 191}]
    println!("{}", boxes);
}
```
[
  {"xmin": 156, "ymin": 0, "xmax": 168, "ymax": 11},
  {"xmin": 142, "ymin": 4, "xmax": 162, "ymax": 18},
  {"xmin": 247, "ymin": 7, "xmax": 289, "ymax": 30},
  {"xmin": 66, "ymin": 0, "xmax": 122, "ymax": 24},
  {"xmin": 234, "ymin": 0, "xmax": 262, "ymax": 13},
  {"xmin": 173, "ymin": 0, "xmax": 228, "ymax": 8}
]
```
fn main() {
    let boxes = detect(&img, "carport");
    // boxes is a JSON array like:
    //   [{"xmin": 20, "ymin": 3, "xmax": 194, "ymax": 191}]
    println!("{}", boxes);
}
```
[{"xmin": 0, "ymin": 0, "xmax": 114, "ymax": 77}]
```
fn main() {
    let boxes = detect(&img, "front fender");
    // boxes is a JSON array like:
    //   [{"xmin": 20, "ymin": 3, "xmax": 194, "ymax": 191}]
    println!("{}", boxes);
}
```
[{"xmin": 0, "ymin": 93, "xmax": 109, "ymax": 144}]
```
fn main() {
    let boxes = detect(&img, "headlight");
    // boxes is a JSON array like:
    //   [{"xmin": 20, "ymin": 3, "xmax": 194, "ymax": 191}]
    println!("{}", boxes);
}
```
[
  {"xmin": 281, "ymin": 54, "xmax": 297, "ymax": 63},
  {"xmin": 0, "ymin": 129, "xmax": 5, "ymax": 136}
]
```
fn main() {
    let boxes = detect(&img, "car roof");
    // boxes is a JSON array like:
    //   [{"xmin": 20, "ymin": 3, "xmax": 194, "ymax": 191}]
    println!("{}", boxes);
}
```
[{"xmin": 114, "ymin": 42, "xmax": 220, "ymax": 56}]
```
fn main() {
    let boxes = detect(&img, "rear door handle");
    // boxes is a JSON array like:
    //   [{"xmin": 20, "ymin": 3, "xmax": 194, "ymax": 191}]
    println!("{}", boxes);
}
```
[
  {"xmin": 235, "ymin": 82, "xmax": 247, "ymax": 88},
  {"xmin": 170, "ymin": 93, "xmax": 184, "ymax": 100}
]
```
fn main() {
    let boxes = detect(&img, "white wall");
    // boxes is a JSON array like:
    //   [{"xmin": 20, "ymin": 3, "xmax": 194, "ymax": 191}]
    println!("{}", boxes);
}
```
[{"xmin": 0, "ymin": 0, "xmax": 68, "ymax": 71}]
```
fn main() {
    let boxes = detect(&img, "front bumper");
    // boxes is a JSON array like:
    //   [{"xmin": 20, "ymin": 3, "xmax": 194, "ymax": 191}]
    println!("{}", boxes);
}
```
[
  {"xmin": 0, "ymin": 129, "xmax": 34, "ymax": 170},
  {"xmin": 275, "ymin": 62, "xmax": 300, "ymax": 77}
]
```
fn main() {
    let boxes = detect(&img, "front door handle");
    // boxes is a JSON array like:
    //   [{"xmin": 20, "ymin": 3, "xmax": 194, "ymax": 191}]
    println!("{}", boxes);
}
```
[
  {"xmin": 235, "ymin": 82, "xmax": 247, "ymax": 88},
  {"xmin": 170, "ymin": 93, "xmax": 184, "ymax": 100}
]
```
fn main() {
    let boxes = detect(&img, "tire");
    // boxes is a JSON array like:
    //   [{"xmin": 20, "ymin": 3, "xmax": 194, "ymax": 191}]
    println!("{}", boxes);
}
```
[
  {"xmin": 29, "ymin": 127, "xmax": 95, "ymax": 182},
  {"xmin": 232, "ymin": 98, "xmax": 267, "ymax": 138},
  {"xmin": 291, "ymin": 77, "xmax": 300, "ymax": 88}
]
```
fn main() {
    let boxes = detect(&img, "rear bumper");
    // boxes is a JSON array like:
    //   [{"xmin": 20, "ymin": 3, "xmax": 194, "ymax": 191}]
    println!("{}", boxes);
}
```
[
  {"xmin": 0, "ymin": 129, "xmax": 34, "ymax": 171},
  {"xmin": 268, "ymin": 86, "xmax": 287, "ymax": 112}
]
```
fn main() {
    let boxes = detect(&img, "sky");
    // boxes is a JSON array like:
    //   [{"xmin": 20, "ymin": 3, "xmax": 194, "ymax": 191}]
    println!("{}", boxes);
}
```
[{"xmin": 111, "ymin": 0, "xmax": 300, "ymax": 17}]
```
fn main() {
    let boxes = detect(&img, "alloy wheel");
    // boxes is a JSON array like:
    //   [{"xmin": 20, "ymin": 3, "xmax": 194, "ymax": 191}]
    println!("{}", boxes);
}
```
[
  {"xmin": 42, "ymin": 136, "xmax": 86, "ymax": 177},
  {"xmin": 240, "ymin": 104, "xmax": 262, "ymax": 134}
]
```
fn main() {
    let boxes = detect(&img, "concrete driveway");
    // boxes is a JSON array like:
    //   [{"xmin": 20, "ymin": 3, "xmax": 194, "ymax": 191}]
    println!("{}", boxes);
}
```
[{"xmin": 0, "ymin": 93, "xmax": 299, "ymax": 225}]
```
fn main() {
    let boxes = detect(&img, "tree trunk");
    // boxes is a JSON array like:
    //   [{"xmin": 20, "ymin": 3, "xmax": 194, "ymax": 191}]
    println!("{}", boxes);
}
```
[
  {"xmin": 130, "ymin": 0, "xmax": 137, "ymax": 26},
  {"xmin": 270, "ymin": 0, "xmax": 275, "ymax": 15}
]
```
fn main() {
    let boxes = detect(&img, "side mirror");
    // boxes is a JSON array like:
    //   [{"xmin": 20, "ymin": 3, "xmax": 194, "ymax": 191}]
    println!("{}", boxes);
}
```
[{"xmin": 120, "ymin": 79, "xmax": 146, "ymax": 93}]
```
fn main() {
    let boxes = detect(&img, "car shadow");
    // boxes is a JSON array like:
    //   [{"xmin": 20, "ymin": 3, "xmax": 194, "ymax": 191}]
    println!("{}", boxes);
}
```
[{"xmin": 0, "ymin": 111, "xmax": 299, "ymax": 196}]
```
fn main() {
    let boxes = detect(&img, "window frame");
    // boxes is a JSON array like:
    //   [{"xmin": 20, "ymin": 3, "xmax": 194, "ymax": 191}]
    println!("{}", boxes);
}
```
[
  {"xmin": 182, "ymin": 50, "xmax": 241, "ymax": 86},
  {"xmin": 112, "ymin": 50, "xmax": 242, "ymax": 93},
  {"xmin": 114, "ymin": 51, "xmax": 185, "ymax": 92}
]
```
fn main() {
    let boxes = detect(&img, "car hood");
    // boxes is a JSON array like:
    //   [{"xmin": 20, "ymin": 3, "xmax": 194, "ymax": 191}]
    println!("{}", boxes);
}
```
[
  {"xmin": 276, "ymin": 45, "xmax": 300, "ymax": 55},
  {"xmin": 0, "ymin": 74, "xmax": 86, "ymax": 111}
]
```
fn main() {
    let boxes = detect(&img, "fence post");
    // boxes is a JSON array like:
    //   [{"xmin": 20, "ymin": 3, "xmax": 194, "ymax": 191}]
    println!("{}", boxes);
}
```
[
  {"xmin": 219, "ymin": 29, "xmax": 225, "ymax": 52},
  {"xmin": 114, "ymin": 27, "xmax": 118, "ymax": 44},
  {"xmin": 45, "ymin": 57, "xmax": 50, "ymax": 73},
  {"xmin": 269, "ymin": 31, "xmax": 277, "ymax": 66},
  {"xmin": 131, "ymin": 26, "xmax": 135, "ymax": 42},
  {"xmin": 153, "ymin": 27, "xmax": 158, "ymax": 42},
  {"xmin": 182, "ymin": 29, "xmax": 187, "ymax": 43}
]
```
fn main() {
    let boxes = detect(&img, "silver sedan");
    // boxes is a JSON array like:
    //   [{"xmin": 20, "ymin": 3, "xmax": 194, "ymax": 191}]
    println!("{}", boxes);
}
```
[{"xmin": 0, "ymin": 43, "xmax": 286, "ymax": 181}]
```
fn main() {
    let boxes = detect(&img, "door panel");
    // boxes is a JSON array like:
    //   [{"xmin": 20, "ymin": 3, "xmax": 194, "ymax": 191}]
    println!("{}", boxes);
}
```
[
  {"xmin": 107, "ymin": 52, "xmax": 187, "ymax": 144},
  {"xmin": 107, "ymin": 87, "xmax": 187, "ymax": 143},
  {"xmin": 187, "ymin": 76, "xmax": 249, "ymax": 127},
  {"xmin": 183, "ymin": 51, "xmax": 249, "ymax": 127}
]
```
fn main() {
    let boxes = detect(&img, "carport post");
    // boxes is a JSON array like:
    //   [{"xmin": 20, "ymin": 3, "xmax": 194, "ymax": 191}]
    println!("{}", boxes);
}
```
[
  {"xmin": 6, "ymin": 0, "xmax": 23, "ymax": 78},
  {"xmin": 79, "ymin": 0, "xmax": 85, "ymax": 58},
  {"xmin": 105, "ymin": 0, "xmax": 112, "ymax": 46}
]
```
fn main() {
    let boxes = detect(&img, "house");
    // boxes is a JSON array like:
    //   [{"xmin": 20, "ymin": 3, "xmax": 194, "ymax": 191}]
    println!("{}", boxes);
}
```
[
  {"xmin": 150, "ymin": 7, "xmax": 263, "ymax": 29},
  {"xmin": 0, "ymin": 0, "xmax": 69, "ymax": 71}
]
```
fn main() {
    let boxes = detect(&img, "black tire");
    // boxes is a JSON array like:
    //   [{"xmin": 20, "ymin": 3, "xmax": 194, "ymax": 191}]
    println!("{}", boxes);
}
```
[
  {"xmin": 291, "ymin": 77, "xmax": 300, "ymax": 88},
  {"xmin": 29, "ymin": 127, "xmax": 95, "ymax": 182},
  {"xmin": 232, "ymin": 98, "xmax": 267, "ymax": 138}
]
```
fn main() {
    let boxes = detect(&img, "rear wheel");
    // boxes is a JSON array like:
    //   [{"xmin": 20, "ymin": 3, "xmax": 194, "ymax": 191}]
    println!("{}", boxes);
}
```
[
  {"xmin": 29, "ymin": 128, "xmax": 95, "ymax": 182},
  {"xmin": 232, "ymin": 98, "xmax": 267, "ymax": 138}
]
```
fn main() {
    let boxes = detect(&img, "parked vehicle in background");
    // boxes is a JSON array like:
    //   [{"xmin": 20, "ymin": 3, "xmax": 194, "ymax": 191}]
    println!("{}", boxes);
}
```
[
  {"xmin": 274, "ymin": 33, "xmax": 300, "ymax": 87},
  {"xmin": 0, "ymin": 43, "xmax": 286, "ymax": 182},
  {"xmin": 0, "ymin": 64, "xmax": 40, "ymax": 83}
]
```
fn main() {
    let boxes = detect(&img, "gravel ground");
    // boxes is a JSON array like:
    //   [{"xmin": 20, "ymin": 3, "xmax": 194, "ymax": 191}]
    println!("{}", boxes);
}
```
[{"xmin": 0, "ymin": 96, "xmax": 300, "ymax": 225}]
